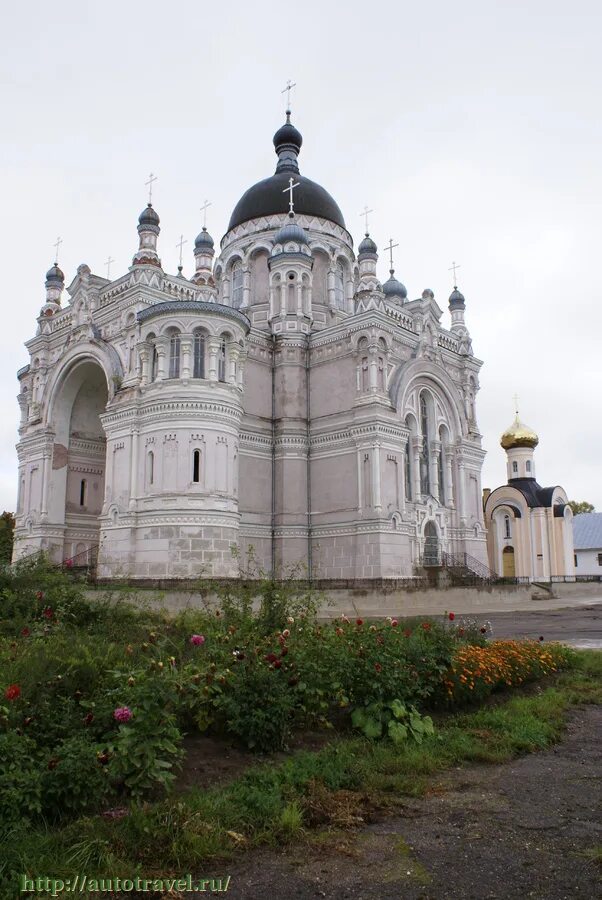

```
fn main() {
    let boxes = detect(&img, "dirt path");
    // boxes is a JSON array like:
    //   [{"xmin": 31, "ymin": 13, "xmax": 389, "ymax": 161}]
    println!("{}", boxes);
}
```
[{"xmin": 218, "ymin": 706, "xmax": 602, "ymax": 899}]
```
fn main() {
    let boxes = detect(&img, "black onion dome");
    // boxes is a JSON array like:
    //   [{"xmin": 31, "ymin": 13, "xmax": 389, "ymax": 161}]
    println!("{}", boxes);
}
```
[
  {"xmin": 273, "ymin": 220, "xmax": 309, "ymax": 246},
  {"xmin": 138, "ymin": 204, "xmax": 160, "ymax": 227},
  {"xmin": 195, "ymin": 227, "xmax": 214, "ymax": 250},
  {"xmin": 227, "ymin": 114, "xmax": 345, "ymax": 232},
  {"xmin": 45, "ymin": 264, "xmax": 64, "ymax": 283},
  {"xmin": 449, "ymin": 287, "xmax": 465, "ymax": 309},
  {"xmin": 228, "ymin": 173, "xmax": 345, "ymax": 231},
  {"xmin": 358, "ymin": 234, "xmax": 378, "ymax": 256},
  {"xmin": 273, "ymin": 120, "xmax": 303, "ymax": 153},
  {"xmin": 383, "ymin": 271, "xmax": 407, "ymax": 300}
]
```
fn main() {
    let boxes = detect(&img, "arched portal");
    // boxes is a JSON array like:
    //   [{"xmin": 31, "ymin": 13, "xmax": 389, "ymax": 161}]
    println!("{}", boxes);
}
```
[
  {"xmin": 46, "ymin": 359, "xmax": 109, "ymax": 562},
  {"xmin": 502, "ymin": 545, "xmax": 516, "ymax": 578},
  {"xmin": 423, "ymin": 520, "xmax": 439, "ymax": 566}
]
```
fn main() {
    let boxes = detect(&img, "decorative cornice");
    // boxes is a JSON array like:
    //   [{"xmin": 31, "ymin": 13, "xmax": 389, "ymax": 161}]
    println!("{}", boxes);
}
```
[{"xmin": 137, "ymin": 300, "xmax": 250, "ymax": 333}]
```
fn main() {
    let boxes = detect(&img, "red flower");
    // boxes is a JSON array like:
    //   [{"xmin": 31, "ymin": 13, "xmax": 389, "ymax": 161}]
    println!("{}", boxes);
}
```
[
  {"xmin": 21, "ymin": 627, "xmax": 30, "ymax": 637},
  {"xmin": 374, "ymin": 662, "xmax": 382, "ymax": 673},
  {"xmin": 391, "ymin": 619, "xmax": 398, "ymax": 627},
  {"xmin": 448, "ymin": 612, "xmax": 455, "ymax": 621},
  {"xmin": 421, "ymin": 622, "xmax": 431, "ymax": 631},
  {"xmin": 265, "ymin": 653, "xmax": 278, "ymax": 664},
  {"xmin": 403, "ymin": 629, "xmax": 412, "ymax": 638},
  {"xmin": 83, "ymin": 712, "xmax": 94, "ymax": 726},
  {"xmin": 36, "ymin": 591, "xmax": 44, "ymax": 601},
  {"xmin": 273, "ymin": 659, "xmax": 282, "ymax": 669},
  {"xmin": 4, "ymin": 684, "xmax": 21, "ymax": 701},
  {"xmin": 458, "ymin": 628, "xmax": 465, "ymax": 637},
  {"xmin": 356, "ymin": 618, "xmax": 364, "ymax": 626},
  {"xmin": 42, "ymin": 607, "xmax": 53, "ymax": 620}
]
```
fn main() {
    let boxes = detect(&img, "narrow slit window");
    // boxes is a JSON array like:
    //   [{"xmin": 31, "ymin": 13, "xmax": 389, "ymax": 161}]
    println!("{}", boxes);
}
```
[
  {"xmin": 148, "ymin": 450, "xmax": 154, "ymax": 486},
  {"xmin": 80, "ymin": 479, "xmax": 87, "ymax": 507},
  {"xmin": 193, "ymin": 449, "xmax": 201, "ymax": 484},
  {"xmin": 218, "ymin": 339, "xmax": 227, "ymax": 382}
]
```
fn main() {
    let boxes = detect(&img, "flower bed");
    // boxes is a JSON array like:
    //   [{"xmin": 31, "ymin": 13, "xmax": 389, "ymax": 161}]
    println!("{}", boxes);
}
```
[{"xmin": 441, "ymin": 640, "xmax": 569, "ymax": 704}]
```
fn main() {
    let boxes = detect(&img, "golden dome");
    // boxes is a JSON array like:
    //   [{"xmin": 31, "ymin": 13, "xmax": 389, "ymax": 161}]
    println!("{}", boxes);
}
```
[{"xmin": 500, "ymin": 415, "xmax": 539, "ymax": 450}]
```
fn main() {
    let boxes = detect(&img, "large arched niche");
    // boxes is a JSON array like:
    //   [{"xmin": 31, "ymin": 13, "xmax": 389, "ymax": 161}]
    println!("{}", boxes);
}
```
[
  {"xmin": 389, "ymin": 360, "xmax": 467, "ymax": 439},
  {"xmin": 46, "ymin": 357, "xmax": 110, "ymax": 561}
]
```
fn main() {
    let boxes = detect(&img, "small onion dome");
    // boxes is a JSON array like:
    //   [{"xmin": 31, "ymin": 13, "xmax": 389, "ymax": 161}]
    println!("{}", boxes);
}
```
[
  {"xmin": 138, "ymin": 204, "xmax": 160, "ymax": 227},
  {"xmin": 273, "ymin": 219, "xmax": 310, "ymax": 247},
  {"xmin": 195, "ymin": 227, "xmax": 214, "ymax": 250},
  {"xmin": 382, "ymin": 270, "xmax": 407, "ymax": 300},
  {"xmin": 449, "ymin": 287, "xmax": 465, "ymax": 309},
  {"xmin": 273, "ymin": 114, "xmax": 303, "ymax": 154},
  {"xmin": 358, "ymin": 234, "xmax": 378, "ymax": 257},
  {"xmin": 500, "ymin": 415, "xmax": 539, "ymax": 450},
  {"xmin": 45, "ymin": 263, "xmax": 64, "ymax": 284}
]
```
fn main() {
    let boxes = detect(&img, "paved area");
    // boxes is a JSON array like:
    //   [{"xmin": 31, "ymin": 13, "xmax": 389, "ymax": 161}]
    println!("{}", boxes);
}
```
[{"xmin": 483, "ymin": 602, "xmax": 602, "ymax": 649}]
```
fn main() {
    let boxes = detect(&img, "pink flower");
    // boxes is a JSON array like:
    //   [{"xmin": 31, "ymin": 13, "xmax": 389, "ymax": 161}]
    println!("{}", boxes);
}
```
[
  {"xmin": 190, "ymin": 634, "xmax": 205, "ymax": 646},
  {"xmin": 391, "ymin": 619, "xmax": 398, "ymax": 627},
  {"xmin": 113, "ymin": 706, "xmax": 132, "ymax": 724},
  {"xmin": 282, "ymin": 629, "xmax": 290, "ymax": 638}
]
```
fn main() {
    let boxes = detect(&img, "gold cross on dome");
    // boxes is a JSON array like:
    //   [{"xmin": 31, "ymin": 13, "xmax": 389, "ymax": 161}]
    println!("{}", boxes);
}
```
[
  {"xmin": 513, "ymin": 393, "xmax": 520, "ymax": 417},
  {"xmin": 105, "ymin": 255, "xmax": 115, "ymax": 279}
]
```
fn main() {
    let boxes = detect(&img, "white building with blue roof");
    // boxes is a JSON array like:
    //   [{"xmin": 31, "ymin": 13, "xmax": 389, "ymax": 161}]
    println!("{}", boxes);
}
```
[{"xmin": 573, "ymin": 513, "xmax": 602, "ymax": 576}]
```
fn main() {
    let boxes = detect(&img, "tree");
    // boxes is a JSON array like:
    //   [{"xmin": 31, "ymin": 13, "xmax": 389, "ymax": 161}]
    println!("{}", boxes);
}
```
[
  {"xmin": 0, "ymin": 511, "xmax": 15, "ymax": 564},
  {"xmin": 568, "ymin": 501, "xmax": 595, "ymax": 516}
]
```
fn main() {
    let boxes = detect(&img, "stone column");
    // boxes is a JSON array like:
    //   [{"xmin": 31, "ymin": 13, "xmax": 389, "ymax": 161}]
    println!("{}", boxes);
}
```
[
  {"xmin": 327, "ymin": 267, "xmax": 336, "ymax": 310},
  {"xmin": 237, "ymin": 349, "xmax": 247, "ymax": 389},
  {"xmin": 222, "ymin": 276, "xmax": 231, "ymax": 305},
  {"xmin": 430, "ymin": 440, "xmax": 441, "ymax": 502},
  {"xmin": 40, "ymin": 447, "xmax": 51, "ymax": 521},
  {"xmin": 296, "ymin": 282, "xmax": 303, "ymax": 316},
  {"xmin": 280, "ymin": 282, "xmax": 286, "ymax": 317},
  {"xmin": 155, "ymin": 338, "xmax": 168, "ymax": 382},
  {"xmin": 228, "ymin": 345, "xmax": 240, "ymax": 385},
  {"xmin": 399, "ymin": 441, "xmax": 407, "ymax": 513},
  {"xmin": 241, "ymin": 266, "xmax": 251, "ymax": 309},
  {"xmin": 444, "ymin": 447, "xmax": 455, "ymax": 508},
  {"xmin": 18, "ymin": 393, "xmax": 28, "ymax": 427},
  {"xmin": 368, "ymin": 347, "xmax": 378, "ymax": 391},
  {"xmin": 208, "ymin": 337, "xmax": 220, "ymax": 382},
  {"xmin": 456, "ymin": 457, "xmax": 467, "ymax": 525},
  {"xmin": 356, "ymin": 448, "xmax": 363, "ymax": 512},
  {"xmin": 411, "ymin": 436, "xmax": 422, "ymax": 500},
  {"xmin": 269, "ymin": 283, "xmax": 276, "ymax": 319},
  {"xmin": 128, "ymin": 429, "xmax": 139, "ymax": 509},
  {"xmin": 138, "ymin": 343, "xmax": 150, "ymax": 386},
  {"xmin": 181, "ymin": 337, "xmax": 193, "ymax": 380},
  {"xmin": 372, "ymin": 443, "xmax": 382, "ymax": 511}
]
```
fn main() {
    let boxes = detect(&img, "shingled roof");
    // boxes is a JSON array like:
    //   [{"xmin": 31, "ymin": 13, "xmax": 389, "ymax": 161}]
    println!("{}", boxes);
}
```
[{"xmin": 573, "ymin": 512, "xmax": 602, "ymax": 550}]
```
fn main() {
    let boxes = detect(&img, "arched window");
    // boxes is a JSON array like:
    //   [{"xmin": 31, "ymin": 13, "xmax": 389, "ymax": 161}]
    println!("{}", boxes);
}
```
[
  {"xmin": 147, "ymin": 450, "xmax": 154, "ymax": 486},
  {"xmin": 512, "ymin": 460, "xmax": 518, "ymax": 474},
  {"xmin": 192, "ymin": 449, "xmax": 201, "ymax": 484},
  {"xmin": 79, "ymin": 479, "xmax": 87, "ymax": 507},
  {"xmin": 504, "ymin": 514, "xmax": 511, "ymax": 539},
  {"xmin": 420, "ymin": 392, "xmax": 431, "ymax": 495},
  {"xmin": 231, "ymin": 262, "xmax": 243, "ymax": 309},
  {"xmin": 193, "ymin": 330, "xmax": 206, "ymax": 379},
  {"xmin": 218, "ymin": 338, "xmax": 227, "ymax": 382},
  {"xmin": 168, "ymin": 330, "xmax": 181, "ymax": 379},
  {"xmin": 335, "ymin": 263, "xmax": 345, "ymax": 309}
]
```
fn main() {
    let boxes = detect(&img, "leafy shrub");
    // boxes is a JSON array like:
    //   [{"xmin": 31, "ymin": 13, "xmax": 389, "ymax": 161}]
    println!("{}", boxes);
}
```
[
  {"xmin": 0, "ymin": 731, "xmax": 42, "ymax": 823},
  {"xmin": 41, "ymin": 734, "xmax": 111, "ymax": 819},
  {"xmin": 351, "ymin": 699, "xmax": 435, "ymax": 745}
]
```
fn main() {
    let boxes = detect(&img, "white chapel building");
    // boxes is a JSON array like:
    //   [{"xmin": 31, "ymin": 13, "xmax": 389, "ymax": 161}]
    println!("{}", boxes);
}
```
[{"xmin": 14, "ymin": 110, "xmax": 488, "ymax": 581}]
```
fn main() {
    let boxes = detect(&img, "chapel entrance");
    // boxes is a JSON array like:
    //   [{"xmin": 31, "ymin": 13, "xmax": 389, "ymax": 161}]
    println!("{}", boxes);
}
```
[
  {"xmin": 502, "ymin": 545, "xmax": 516, "ymax": 578},
  {"xmin": 423, "ymin": 521, "xmax": 439, "ymax": 567},
  {"xmin": 47, "ymin": 360, "xmax": 108, "ymax": 564}
]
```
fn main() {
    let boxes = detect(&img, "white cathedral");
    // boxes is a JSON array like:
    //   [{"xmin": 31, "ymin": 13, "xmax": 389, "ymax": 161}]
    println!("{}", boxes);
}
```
[{"xmin": 14, "ymin": 110, "xmax": 490, "ymax": 581}]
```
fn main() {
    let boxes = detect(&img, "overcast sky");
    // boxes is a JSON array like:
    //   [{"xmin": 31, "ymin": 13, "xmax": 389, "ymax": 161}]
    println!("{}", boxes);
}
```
[{"xmin": 1, "ymin": 0, "xmax": 600, "ymax": 511}]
